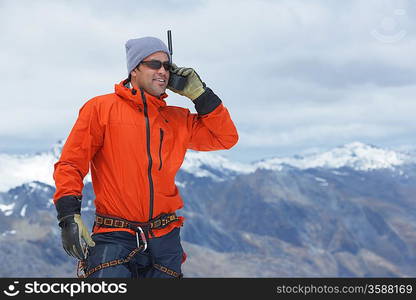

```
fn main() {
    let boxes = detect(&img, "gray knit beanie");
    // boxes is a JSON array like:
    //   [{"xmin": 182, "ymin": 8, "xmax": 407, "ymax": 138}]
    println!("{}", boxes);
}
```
[{"xmin": 125, "ymin": 37, "xmax": 171, "ymax": 76}]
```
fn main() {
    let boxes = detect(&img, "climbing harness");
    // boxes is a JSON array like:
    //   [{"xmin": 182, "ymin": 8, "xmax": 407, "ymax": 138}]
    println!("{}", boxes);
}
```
[{"xmin": 77, "ymin": 213, "xmax": 182, "ymax": 278}]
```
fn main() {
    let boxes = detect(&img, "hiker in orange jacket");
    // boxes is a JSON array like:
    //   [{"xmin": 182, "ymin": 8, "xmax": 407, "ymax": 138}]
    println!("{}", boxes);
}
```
[{"xmin": 53, "ymin": 36, "xmax": 238, "ymax": 278}]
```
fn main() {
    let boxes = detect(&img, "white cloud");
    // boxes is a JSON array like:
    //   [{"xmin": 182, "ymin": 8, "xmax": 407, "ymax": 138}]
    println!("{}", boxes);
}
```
[{"xmin": 0, "ymin": 0, "xmax": 415, "ymax": 162}]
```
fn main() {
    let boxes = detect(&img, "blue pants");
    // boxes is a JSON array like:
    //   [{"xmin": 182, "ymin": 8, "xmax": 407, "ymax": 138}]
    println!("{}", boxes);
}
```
[{"xmin": 85, "ymin": 228, "xmax": 184, "ymax": 278}]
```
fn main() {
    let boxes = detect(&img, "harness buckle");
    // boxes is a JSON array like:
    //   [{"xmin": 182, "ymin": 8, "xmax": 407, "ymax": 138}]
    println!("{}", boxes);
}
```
[
  {"xmin": 153, "ymin": 219, "xmax": 161, "ymax": 228},
  {"xmin": 135, "ymin": 226, "xmax": 147, "ymax": 252}
]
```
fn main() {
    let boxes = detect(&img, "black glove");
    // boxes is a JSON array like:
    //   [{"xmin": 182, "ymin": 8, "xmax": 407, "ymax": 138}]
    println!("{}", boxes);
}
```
[
  {"xmin": 56, "ymin": 195, "xmax": 95, "ymax": 260},
  {"xmin": 59, "ymin": 214, "xmax": 95, "ymax": 260},
  {"xmin": 168, "ymin": 64, "xmax": 206, "ymax": 100}
]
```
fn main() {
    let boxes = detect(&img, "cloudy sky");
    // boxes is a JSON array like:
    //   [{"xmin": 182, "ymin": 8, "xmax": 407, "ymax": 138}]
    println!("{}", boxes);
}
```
[{"xmin": 1, "ymin": 0, "xmax": 415, "ymax": 163}]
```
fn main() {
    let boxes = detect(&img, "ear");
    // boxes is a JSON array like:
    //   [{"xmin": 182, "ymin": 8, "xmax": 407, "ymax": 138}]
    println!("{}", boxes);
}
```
[{"xmin": 130, "ymin": 65, "xmax": 141, "ymax": 79}]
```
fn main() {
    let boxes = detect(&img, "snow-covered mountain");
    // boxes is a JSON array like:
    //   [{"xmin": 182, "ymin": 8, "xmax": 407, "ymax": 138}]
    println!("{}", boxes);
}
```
[
  {"xmin": 1, "ymin": 141, "xmax": 415, "ymax": 277},
  {"xmin": 0, "ymin": 141, "xmax": 414, "ymax": 193},
  {"xmin": 255, "ymin": 142, "xmax": 414, "ymax": 171}
]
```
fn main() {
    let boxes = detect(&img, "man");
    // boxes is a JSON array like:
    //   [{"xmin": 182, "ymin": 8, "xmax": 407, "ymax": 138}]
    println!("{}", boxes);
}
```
[{"xmin": 53, "ymin": 36, "xmax": 238, "ymax": 278}]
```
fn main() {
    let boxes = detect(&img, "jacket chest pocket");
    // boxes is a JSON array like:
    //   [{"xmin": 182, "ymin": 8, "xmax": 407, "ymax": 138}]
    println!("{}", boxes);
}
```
[
  {"xmin": 158, "ymin": 128, "xmax": 164, "ymax": 171},
  {"xmin": 155, "ymin": 124, "xmax": 173, "ymax": 172},
  {"xmin": 154, "ymin": 124, "xmax": 183, "ymax": 172}
]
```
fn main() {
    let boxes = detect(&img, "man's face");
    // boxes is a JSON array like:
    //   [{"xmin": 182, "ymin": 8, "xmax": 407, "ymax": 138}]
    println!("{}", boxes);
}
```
[{"xmin": 130, "ymin": 51, "xmax": 170, "ymax": 97}]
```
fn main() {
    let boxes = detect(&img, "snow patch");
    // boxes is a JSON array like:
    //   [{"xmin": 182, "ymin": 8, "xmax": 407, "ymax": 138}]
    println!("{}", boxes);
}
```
[
  {"xmin": 332, "ymin": 170, "xmax": 348, "ymax": 176},
  {"xmin": 181, "ymin": 151, "xmax": 255, "ymax": 180},
  {"xmin": 20, "ymin": 204, "xmax": 27, "ymax": 217},
  {"xmin": 175, "ymin": 181, "xmax": 186, "ymax": 188},
  {"xmin": 315, "ymin": 177, "xmax": 328, "ymax": 187},
  {"xmin": 1, "ymin": 230, "xmax": 16, "ymax": 237},
  {"xmin": 0, "ymin": 203, "xmax": 15, "ymax": 216}
]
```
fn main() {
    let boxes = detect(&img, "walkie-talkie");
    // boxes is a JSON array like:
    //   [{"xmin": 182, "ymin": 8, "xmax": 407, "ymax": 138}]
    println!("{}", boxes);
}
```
[{"xmin": 167, "ymin": 30, "xmax": 187, "ymax": 91}]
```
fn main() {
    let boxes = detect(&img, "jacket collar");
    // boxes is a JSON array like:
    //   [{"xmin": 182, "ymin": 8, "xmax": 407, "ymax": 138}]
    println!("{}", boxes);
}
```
[{"xmin": 114, "ymin": 79, "xmax": 168, "ymax": 108}]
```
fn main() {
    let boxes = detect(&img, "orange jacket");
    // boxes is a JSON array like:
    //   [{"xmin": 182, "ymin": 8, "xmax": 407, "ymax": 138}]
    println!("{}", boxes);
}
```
[{"xmin": 53, "ymin": 80, "xmax": 238, "ymax": 237}]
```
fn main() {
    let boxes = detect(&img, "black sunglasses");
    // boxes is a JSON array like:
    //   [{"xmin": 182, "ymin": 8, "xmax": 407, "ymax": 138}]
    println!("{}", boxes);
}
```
[{"xmin": 140, "ymin": 60, "xmax": 171, "ymax": 71}]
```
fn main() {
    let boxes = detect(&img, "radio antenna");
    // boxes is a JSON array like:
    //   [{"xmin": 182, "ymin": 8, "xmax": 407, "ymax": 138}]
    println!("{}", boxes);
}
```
[{"xmin": 167, "ymin": 30, "xmax": 173, "ymax": 57}]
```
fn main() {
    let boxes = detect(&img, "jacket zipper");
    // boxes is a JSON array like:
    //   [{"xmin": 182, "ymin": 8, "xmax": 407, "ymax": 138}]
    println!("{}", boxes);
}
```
[
  {"xmin": 140, "ymin": 89, "xmax": 154, "ymax": 221},
  {"xmin": 158, "ymin": 128, "xmax": 164, "ymax": 171}
]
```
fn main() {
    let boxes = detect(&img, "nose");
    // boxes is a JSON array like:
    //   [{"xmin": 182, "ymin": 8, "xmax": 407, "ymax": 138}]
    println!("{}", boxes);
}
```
[{"xmin": 157, "ymin": 66, "xmax": 169, "ymax": 77}]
